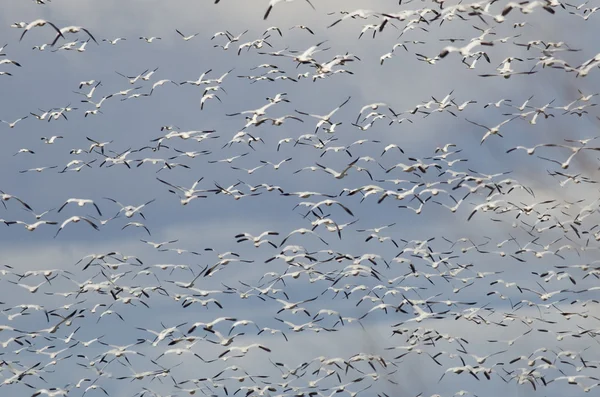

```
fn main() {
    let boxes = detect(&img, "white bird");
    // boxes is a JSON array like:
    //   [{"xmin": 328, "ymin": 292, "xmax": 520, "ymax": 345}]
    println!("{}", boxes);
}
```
[
  {"xmin": 31, "ymin": 388, "xmax": 69, "ymax": 397},
  {"xmin": 57, "ymin": 198, "xmax": 102, "ymax": 216},
  {"xmin": 181, "ymin": 69, "xmax": 214, "ymax": 86},
  {"xmin": 83, "ymin": 385, "xmax": 109, "ymax": 396},
  {"xmin": 205, "ymin": 329, "xmax": 245, "ymax": 347},
  {"xmin": 279, "ymin": 228, "xmax": 329, "ymax": 247},
  {"xmin": 140, "ymin": 239, "xmax": 178, "ymax": 249},
  {"xmin": 231, "ymin": 165, "xmax": 265, "ymax": 175},
  {"xmin": 308, "ymin": 199, "xmax": 354, "ymax": 217},
  {"xmin": 176, "ymin": 29, "xmax": 200, "ymax": 41},
  {"xmin": 502, "ymin": 1, "xmax": 557, "ymax": 16},
  {"xmin": 467, "ymin": 200, "xmax": 508, "ymax": 221},
  {"xmin": 74, "ymin": 81, "xmax": 101, "ymax": 99},
  {"xmin": 188, "ymin": 317, "xmax": 237, "ymax": 334},
  {"xmin": 266, "ymin": 115, "xmax": 304, "ymax": 126},
  {"xmin": 136, "ymin": 323, "xmax": 186, "ymax": 347},
  {"xmin": 452, "ymin": 100, "xmax": 477, "ymax": 111},
  {"xmin": 315, "ymin": 158, "xmax": 359, "ymax": 179},
  {"xmin": 433, "ymin": 193, "xmax": 470, "ymax": 213},
  {"xmin": 19, "ymin": 19, "xmax": 64, "ymax": 43},
  {"xmin": 329, "ymin": 9, "xmax": 377, "ymax": 28},
  {"xmin": 290, "ymin": 25, "xmax": 315, "ymax": 35},
  {"xmin": 111, "ymin": 86, "xmax": 139, "ymax": 99},
  {"xmin": 236, "ymin": 231, "xmax": 279, "ymax": 248},
  {"xmin": 13, "ymin": 148, "xmax": 35, "ymax": 156},
  {"xmin": 260, "ymin": 158, "xmax": 293, "ymax": 169},
  {"xmin": 51, "ymin": 26, "xmax": 98, "ymax": 47},
  {"xmin": 284, "ymin": 40, "xmax": 330, "ymax": 65},
  {"xmin": 548, "ymin": 375, "xmax": 600, "ymax": 385},
  {"xmin": 227, "ymin": 102, "xmax": 276, "ymax": 118},
  {"xmin": 102, "ymin": 38, "xmax": 126, "ymax": 45},
  {"xmin": 150, "ymin": 79, "xmax": 178, "ymax": 95},
  {"xmin": 264, "ymin": 0, "xmax": 316, "ymax": 20},
  {"xmin": 506, "ymin": 143, "xmax": 561, "ymax": 155},
  {"xmin": 122, "ymin": 222, "xmax": 151, "ymax": 236},
  {"xmin": 19, "ymin": 166, "xmax": 58, "ymax": 174},
  {"xmin": 1, "ymin": 116, "xmax": 28, "ymax": 128},
  {"xmin": 0, "ymin": 190, "xmax": 32, "ymax": 211},
  {"xmin": 201, "ymin": 93, "xmax": 221, "ymax": 110},
  {"xmin": 41, "ymin": 136, "xmax": 63, "ymax": 144},
  {"xmin": 6, "ymin": 220, "xmax": 58, "ymax": 231},
  {"xmin": 86, "ymin": 137, "xmax": 113, "ymax": 154},
  {"xmin": 141, "ymin": 67, "xmax": 159, "ymax": 81},
  {"xmin": 78, "ymin": 79, "xmax": 96, "ymax": 89},
  {"xmin": 219, "ymin": 344, "xmax": 271, "ymax": 358},
  {"xmin": 75, "ymin": 40, "xmax": 90, "ymax": 52},
  {"xmin": 439, "ymin": 39, "xmax": 494, "ymax": 59},
  {"xmin": 295, "ymin": 96, "xmax": 351, "ymax": 133},
  {"xmin": 84, "ymin": 109, "xmax": 103, "ymax": 117},
  {"xmin": 0, "ymin": 59, "xmax": 21, "ymax": 67},
  {"xmin": 465, "ymin": 117, "xmax": 518, "ymax": 144},
  {"xmin": 82, "ymin": 95, "xmax": 113, "ymax": 109},
  {"xmin": 116, "ymin": 69, "xmax": 149, "ymax": 85},
  {"xmin": 121, "ymin": 93, "xmax": 150, "ymax": 102},
  {"xmin": 55, "ymin": 216, "xmax": 99, "ymax": 237},
  {"xmin": 140, "ymin": 36, "xmax": 162, "ymax": 43},
  {"xmin": 104, "ymin": 198, "xmax": 155, "ymax": 219}
]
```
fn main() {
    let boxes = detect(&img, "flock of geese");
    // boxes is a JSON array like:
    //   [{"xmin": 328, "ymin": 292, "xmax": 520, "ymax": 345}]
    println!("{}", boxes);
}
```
[{"xmin": 2, "ymin": 0, "xmax": 600, "ymax": 396}]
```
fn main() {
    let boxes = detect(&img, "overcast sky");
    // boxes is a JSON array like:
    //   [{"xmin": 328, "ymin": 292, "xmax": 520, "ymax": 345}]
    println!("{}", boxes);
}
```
[{"xmin": 1, "ymin": 1, "xmax": 600, "ymax": 397}]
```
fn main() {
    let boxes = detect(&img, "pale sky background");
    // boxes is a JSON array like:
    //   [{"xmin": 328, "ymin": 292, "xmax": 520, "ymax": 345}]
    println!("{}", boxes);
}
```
[{"xmin": 1, "ymin": 1, "xmax": 600, "ymax": 397}]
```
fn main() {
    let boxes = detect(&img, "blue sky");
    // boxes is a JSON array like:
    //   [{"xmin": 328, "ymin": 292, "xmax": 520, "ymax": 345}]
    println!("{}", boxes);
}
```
[{"xmin": 1, "ymin": 1, "xmax": 600, "ymax": 396}]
